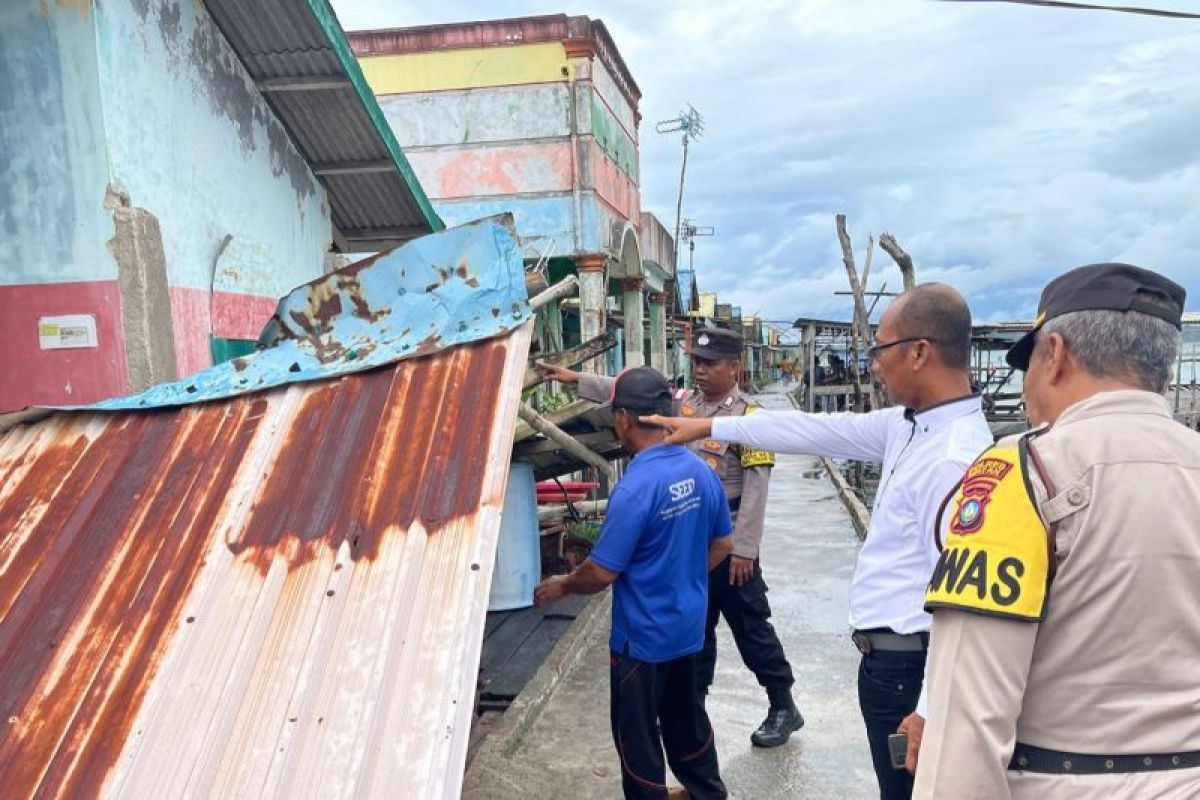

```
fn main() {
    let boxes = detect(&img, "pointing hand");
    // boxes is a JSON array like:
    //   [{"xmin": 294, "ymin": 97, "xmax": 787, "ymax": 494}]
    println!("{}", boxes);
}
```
[{"xmin": 639, "ymin": 415, "xmax": 713, "ymax": 445}]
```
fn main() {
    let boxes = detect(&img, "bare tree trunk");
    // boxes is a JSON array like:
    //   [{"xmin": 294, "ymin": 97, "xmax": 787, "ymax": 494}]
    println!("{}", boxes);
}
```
[
  {"xmin": 879, "ymin": 232, "xmax": 916, "ymax": 291},
  {"xmin": 836, "ymin": 216, "xmax": 884, "ymax": 410}
]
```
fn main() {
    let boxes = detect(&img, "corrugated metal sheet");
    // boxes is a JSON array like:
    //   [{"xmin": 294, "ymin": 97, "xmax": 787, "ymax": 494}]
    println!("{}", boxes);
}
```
[
  {"xmin": 201, "ymin": 0, "xmax": 443, "ymax": 249},
  {"xmin": 0, "ymin": 219, "xmax": 534, "ymax": 798}
]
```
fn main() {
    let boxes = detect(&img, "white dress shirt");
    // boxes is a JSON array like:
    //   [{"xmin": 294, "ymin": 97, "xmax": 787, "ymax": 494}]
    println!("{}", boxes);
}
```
[{"xmin": 711, "ymin": 396, "xmax": 992, "ymax": 634}]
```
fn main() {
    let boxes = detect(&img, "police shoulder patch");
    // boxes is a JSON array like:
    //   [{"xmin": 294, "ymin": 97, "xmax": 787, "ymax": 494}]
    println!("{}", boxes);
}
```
[
  {"xmin": 740, "ymin": 448, "xmax": 775, "ymax": 468},
  {"xmin": 924, "ymin": 443, "xmax": 1050, "ymax": 622},
  {"xmin": 738, "ymin": 405, "xmax": 774, "ymax": 467}
]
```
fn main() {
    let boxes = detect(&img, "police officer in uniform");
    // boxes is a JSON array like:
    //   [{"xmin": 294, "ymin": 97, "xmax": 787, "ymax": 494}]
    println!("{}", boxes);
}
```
[
  {"xmin": 912, "ymin": 264, "xmax": 1200, "ymax": 799},
  {"xmin": 540, "ymin": 327, "xmax": 803, "ymax": 747}
]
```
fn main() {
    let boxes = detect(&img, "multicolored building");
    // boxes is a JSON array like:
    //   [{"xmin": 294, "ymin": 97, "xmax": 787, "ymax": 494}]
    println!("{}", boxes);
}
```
[{"xmin": 348, "ymin": 15, "xmax": 675, "ymax": 373}]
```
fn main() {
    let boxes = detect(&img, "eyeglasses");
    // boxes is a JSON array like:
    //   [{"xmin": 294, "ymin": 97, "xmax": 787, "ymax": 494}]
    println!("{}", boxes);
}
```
[{"xmin": 866, "ymin": 336, "xmax": 938, "ymax": 361}]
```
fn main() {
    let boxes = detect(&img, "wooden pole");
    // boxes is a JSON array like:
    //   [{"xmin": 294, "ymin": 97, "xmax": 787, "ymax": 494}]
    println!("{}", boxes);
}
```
[
  {"xmin": 529, "ymin": 275, "xmax": 579, "ymax": 310},
  {"xmin": 879, "ymin": 233, "xmax": 916, "ymax": 292},
  {"xmin": 517, "ymin": 403, "xmax": 617, "ymax": 484},
  {"xmin": 836, "ymin": 216, "xmax": 884, "ymax": 410}
]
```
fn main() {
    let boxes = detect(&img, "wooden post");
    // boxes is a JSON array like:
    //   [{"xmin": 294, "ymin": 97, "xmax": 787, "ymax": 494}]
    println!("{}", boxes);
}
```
[
  {"xmin": 805, "ymin": 323, "xmax": 816, "ymax": 412},
  {"xmin": 530, "ymin": 275, "xmax": 578, "ymax": 310},
  {"xmin": 517, "ymin": 403, "xmax": 617, "ymax": 484},
  {"xmin": 879, "ymin": 233, "xmax": 916, "ymax": 292},
  {"xmin": 836, "ymin": 216, "xmax": 884, "ymax": 410}
]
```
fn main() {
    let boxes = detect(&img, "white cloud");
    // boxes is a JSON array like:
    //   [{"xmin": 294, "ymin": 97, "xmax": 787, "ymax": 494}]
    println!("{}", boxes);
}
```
[{"xmin": 331, "ymin": 0, "xmax": 1200, "ymax": 322}]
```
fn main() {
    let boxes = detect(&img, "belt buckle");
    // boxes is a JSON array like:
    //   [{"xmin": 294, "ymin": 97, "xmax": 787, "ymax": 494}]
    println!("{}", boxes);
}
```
[{"xmin": 851, "ymin": 631, "xmax": 872, "ymax": 655}]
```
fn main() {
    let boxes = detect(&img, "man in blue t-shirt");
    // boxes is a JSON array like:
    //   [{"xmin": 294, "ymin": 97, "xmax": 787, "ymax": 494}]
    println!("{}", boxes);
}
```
[{"xmin": 535, "ymin": 367, "xmax": 733, "ymax": 800}]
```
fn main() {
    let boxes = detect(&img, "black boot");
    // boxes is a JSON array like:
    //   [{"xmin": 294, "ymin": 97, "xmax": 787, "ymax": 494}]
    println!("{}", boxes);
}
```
[{"xmin": 751, "ymin": 689, "xmax": 804, "ymax": 748}]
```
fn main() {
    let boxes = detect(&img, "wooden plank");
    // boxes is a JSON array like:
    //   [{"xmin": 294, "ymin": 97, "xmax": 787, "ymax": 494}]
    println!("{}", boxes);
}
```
[
  {"xmin": 523, "ymin": 334, "xmax": 618, "ymax": 389},
  {"xmin": 482, "ymin": 616, "xmax": 575, "ymax": 699}
]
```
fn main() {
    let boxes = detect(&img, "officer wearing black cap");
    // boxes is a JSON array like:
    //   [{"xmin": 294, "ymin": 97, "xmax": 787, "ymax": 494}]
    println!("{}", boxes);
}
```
[
  {"xmin": 539, "ymin": 328, "xmax": 802, "ymax": 748},
  {"xmin": 911, "ymin": 264, "xmax": 1200, "ymax": 799}
]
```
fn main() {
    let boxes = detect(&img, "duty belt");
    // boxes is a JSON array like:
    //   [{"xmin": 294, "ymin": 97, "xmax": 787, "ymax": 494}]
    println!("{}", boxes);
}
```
[
  {"xmin": 1010, "ymin": 742, "xmax": 1200, "ymax": 775},
  {"xmin": 851, "ymin": 629, "xmax": 928, "ymax": 655}
]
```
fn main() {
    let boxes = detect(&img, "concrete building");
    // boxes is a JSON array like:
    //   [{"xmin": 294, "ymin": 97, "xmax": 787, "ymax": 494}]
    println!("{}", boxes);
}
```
[
  {"xmin": 348, "ymin": 16, "xmax": 671, "ymax": 373},
  {"xmin": 0, "ymin": 0, "xmax": 438, "ymax": 412}
]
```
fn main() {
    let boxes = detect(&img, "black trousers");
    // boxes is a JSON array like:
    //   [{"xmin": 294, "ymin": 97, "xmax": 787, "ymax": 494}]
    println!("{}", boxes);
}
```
[
  {"xmin": 696, "ymin": 556, "xmax": 794, "ymax": 695},
  {"xmin": 857, "ymin": 647, "xmax": 926, "ymax": 800},
  {"xmin": 610, "ymin": 649, "xmax": 728, "ymax": 800}
]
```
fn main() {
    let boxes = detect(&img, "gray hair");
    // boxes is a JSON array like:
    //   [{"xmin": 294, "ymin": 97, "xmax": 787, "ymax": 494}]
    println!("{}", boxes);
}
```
[{"xmin": 1039, "ymin": 309, "xmax": 1180, "ymax": 393}]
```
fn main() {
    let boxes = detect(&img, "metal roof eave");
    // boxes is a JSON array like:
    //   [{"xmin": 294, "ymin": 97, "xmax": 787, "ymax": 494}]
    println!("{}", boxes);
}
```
[
  {"xmin": 305, "ymin": 0, "xmax": 443, "ymax": 237},
  {"xmin": 203, "ymin": 0, "xmax": 443, "ymax": 252}
]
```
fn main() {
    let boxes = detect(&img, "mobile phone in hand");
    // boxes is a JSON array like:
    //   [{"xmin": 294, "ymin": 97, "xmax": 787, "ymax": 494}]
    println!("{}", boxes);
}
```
[{"xmin": 888, "ymin": 732, "xmax": 908, "ymax": 770}]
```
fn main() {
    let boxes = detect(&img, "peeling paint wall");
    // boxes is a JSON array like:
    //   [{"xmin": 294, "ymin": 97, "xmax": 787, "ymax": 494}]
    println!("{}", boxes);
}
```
[
  {"xmin": 0, "ymin": 2, "xmax": 112, "ymax": 284},
  {"xmin": 92, "ymin": 0, "xmax": 330, "ymax": 296},
  {"xmin": 356, "ymin": 32, "xmax": 643, "ymax": 263},
  {"xmin": 0, "ymin": 0, "xmax": 336, "ymax": 411}
]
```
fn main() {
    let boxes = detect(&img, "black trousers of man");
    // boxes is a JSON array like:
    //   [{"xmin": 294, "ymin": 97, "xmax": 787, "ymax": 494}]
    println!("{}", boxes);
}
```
[
  {"xmin": 610, "ymin": 648, "xmax": 727, "ymax": 800},
  {"xmin": 857, "ymin": 646, "xmax": 926, "ymax": 800},
  {"xmin": 696, "ymin": 556, "xmax": 794, "ymax": 701}
]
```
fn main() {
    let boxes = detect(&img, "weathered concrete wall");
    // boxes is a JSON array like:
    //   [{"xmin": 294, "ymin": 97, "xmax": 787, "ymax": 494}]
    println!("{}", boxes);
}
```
[
  {"xmin": 0, "ymin": 281, "xmax": 130, "ymax": 410},
  {"xmin": 0, "ymin": 3, "xmax": 127, "ymax": 410},
  {"xmin": 588, "ymin": 140, "xmax": 640, "ymax": 223},
  {"xmin": 358, "ymin": 42, "xmax": 569, "ymax": 95},
  {"xmin": 93, "ymin": 0, "xmax": 331, "ymax": 296},
  {"xmin": 407, "ymin": 142, "xmax": 575, "ymax": 199},
  {"xmin": 107, "ymin": 190, "xmax": 179, "ymax": 391},
  {"xmin": 359, "ymin": 36, "xmax": 643, "ymax": 262},
  {"xmin": 0, "ymin": 2, "xmax": 113, "ymax": 283},
  {"xmin": 378, "ymin": 85, "xmax": 572, "ymax": 147},
  {"xmin": 0, "ymin": 0, "xmax": 334, "ymax": 409},
  {"xmin": 639, "ymin": 213, "xmax": 676, "ymax": 276}
]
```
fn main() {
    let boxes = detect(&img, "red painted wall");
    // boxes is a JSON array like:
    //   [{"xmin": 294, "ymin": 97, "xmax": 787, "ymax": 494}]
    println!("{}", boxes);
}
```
[
  {"xmin": 0, "ymin": 282, "xmax": 281, "ymax": 412},
  {"xmin": 170, "ymin": 287, "xmax": 280, "ymax": 379},
  {"xmin": 0, "ymin": 281, "xmax": 129, "ymax": 412}
]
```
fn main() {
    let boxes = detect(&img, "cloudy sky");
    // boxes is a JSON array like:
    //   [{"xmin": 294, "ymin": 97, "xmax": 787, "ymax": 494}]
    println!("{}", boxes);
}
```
[{"xmin": 330, "ymin": 0, "xmax": 1200, "ymax": 324}]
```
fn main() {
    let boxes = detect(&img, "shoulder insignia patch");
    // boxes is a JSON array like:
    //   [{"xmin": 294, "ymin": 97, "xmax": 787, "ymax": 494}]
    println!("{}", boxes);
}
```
[
  {"xmin": 925, "ymin": 445, "xmax": 1050, "ymax": 622},
  {"xmin": 701, "ymin": 440, "xmax": 725, "ymax": 454},
  {"xmin": 741, "ymin": 448, "xmax": 775, "ymax": 469},
  {"xmin": 705, "ymin": 456, "xmax": 720, "ymax": 471},
  {"xmin": 681, "ymin": 406, "xmax": 696, "ymax": 417}
]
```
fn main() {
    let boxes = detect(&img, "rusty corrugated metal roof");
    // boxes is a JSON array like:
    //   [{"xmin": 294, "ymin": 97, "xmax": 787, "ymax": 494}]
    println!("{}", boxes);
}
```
[{"xmin": 0, "ymin": 219, "xmax": 534, "ymax": 798}]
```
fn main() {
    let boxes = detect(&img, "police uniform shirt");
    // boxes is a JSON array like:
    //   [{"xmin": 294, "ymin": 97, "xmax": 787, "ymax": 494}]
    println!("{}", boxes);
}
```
[
  {"xmin": 913, "ymin": 390, "xmax": 1200, "ymax": 800},
  {"xmin": 711, "ymin": 397, "xmax": 992, "ymax": 633},
  {"xmin": 576, "ymin": 374, "xmax": 774, "ymax": 561}
]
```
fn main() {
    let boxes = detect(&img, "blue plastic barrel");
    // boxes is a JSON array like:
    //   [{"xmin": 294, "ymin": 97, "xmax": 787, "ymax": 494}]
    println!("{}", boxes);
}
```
[{"xmin": 488, "ymin": 461, "xmax": 541, "ymax": 611}]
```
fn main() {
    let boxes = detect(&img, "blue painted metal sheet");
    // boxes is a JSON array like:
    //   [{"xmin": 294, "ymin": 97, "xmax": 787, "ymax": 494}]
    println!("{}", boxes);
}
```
[{"xmin": 90, "ymin": 215, "xmax": 529, "ymax": 410}]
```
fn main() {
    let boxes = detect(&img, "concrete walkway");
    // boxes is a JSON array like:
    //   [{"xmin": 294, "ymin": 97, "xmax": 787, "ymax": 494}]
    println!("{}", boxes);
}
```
[{"xmin": 465, "ymin": 386, "xmax": 875, "ymax": 798}]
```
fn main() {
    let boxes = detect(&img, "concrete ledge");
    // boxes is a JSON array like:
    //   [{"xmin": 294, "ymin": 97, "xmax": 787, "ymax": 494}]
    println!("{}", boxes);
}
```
[
  {"xmin": 821, "ymin": 457, "xmax": 871, "ymax": 541},
  {"xmin": 465, "ymin": 590, "xmax": 610, "ymax": 776}
]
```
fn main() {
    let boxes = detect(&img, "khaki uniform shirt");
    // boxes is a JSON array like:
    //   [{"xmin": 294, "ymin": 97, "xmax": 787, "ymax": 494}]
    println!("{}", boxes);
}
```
[
  {"xmin": 914, "ymin": 390, "xmax": 1200, "ymax": 800},
  {"xmin": 577, "ymin": 375, "xmax": 773, "ymax": 560}
]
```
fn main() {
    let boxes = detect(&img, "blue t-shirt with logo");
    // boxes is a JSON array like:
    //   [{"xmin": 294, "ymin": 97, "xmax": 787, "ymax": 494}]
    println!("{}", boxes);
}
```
[{"xmin": 589, "ymin": 444, "xmax": 733, "ymax": 663}]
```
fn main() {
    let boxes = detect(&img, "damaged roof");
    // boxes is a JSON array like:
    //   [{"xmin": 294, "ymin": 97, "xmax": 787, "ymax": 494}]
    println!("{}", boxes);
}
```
[
  {"xmin": 0, "ymin": 218, "xmax": 532, "ymax": 798},
  {"xmin": 203, "ymin": 0, "xmax": 443, "ymax": 251}
]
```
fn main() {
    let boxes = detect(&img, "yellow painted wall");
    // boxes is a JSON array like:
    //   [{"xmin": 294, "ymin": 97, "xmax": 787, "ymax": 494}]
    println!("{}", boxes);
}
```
[{"xmin": 358, "ymin": 42, "xmax": 570, "ymax": 95}]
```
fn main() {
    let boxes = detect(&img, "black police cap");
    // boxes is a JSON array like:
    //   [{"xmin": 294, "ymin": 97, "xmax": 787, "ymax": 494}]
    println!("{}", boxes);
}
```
[
  {"xmin": 611, "ymin": 366, "xmax": 673, "ymax": 414},
  {"xmin": 690, "ymin": 327, "xmax": 743, "ymax": 360},
  {"xmin": 1007, "ymin": 262, "xmax": 1186, "ymax": 370}
]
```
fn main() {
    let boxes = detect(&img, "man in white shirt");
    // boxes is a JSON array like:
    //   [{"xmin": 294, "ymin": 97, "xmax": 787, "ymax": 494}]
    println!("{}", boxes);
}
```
[{"xmin": 645, "ymin": 284, "xmax": 993, "ymax": 800}]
